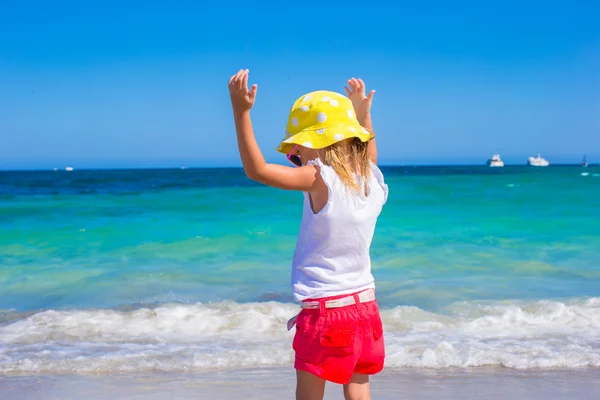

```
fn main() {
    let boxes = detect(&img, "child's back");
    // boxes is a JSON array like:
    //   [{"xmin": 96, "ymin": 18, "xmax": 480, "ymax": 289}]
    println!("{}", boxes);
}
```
[{"xmin": 292, "ymin": 158, "xmax": 388, "ymax": 301}]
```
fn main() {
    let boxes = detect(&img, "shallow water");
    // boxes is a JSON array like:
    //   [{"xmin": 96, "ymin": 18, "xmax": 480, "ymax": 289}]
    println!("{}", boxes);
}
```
[{"xmin": 1, "ymin": 165, "xmax": 599, "ymax": 373}]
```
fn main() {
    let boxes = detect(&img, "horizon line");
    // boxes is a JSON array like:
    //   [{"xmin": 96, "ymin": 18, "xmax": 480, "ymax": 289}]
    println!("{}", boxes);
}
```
[{"xmin": 1, "ymin": 163, "xmax": 597, "ymax": 173}]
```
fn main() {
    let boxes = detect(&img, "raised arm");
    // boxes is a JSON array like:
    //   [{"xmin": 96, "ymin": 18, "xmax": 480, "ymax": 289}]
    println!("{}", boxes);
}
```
[
  {"xmin": 228, "ymin": 69, "xmax": 321, "ymax": 191},
  {"xmin": 345, "ymin": 78, "xmax": 377, "ymax": 164}
]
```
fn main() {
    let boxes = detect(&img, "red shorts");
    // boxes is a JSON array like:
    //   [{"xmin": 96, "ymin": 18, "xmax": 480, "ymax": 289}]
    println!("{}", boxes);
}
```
[{"xmin": 292, "ymin": 290, "xmax": 385, "ymax": 384}]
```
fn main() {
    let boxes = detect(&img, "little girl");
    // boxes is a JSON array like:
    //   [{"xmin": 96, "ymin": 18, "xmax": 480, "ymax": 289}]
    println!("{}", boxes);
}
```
[{"xmin": 228, "ymin": 69, "xmax": 388, "ymax": 400}]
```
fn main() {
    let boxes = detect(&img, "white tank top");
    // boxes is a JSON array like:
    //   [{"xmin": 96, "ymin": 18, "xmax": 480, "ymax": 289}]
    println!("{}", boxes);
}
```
[{"xmin": 291, "ymin": 159, "xmax": 389, "ymax": 301}]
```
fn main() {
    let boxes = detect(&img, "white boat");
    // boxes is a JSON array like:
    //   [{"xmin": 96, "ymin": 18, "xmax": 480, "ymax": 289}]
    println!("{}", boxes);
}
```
[
  {"xmin": 486, "ymin": 154, "xmax": 504, "ymax": 167},
  {"xmin": 65, "ymin": 166, "xmax": 74, "ymax": 171},
  {"xmin": 527, "ymin": 154, "xmax": 549, "ymax": 167}
]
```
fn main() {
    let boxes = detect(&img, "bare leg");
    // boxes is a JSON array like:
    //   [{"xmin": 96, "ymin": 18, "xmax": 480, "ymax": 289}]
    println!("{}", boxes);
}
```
[
  {"xmin": 296, "ymin": 370, "xmax": 326, "ymax": 400},
  {"xmin": 343, "ymin": 373, "xmax": 370, "ymax": 400}
]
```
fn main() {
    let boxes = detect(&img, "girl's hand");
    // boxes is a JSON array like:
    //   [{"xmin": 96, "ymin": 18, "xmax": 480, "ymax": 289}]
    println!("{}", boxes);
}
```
[
  {"xmin": 344, "ymin": 78, "xmax": 375, "ymax": 121},
  {"xmin": 228, "ymin": 69, "xmax": 258, "ymax": 114}
]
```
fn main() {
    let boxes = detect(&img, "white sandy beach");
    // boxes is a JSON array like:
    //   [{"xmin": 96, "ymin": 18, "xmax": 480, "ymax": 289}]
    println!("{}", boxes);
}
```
[{"xmin": 2, "ymin": 367, "xmax": 599, "ymax": 400}]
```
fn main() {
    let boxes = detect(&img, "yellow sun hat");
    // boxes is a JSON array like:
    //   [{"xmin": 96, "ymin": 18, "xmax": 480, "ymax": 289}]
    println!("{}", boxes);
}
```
[{"xmin": 276, "ymin": 90, "xmax": 373, "ymax": 155}]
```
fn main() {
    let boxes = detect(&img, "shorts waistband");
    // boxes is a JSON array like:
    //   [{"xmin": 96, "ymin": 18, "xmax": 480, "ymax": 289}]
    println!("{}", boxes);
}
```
[{"xmin": 300, "ymin": 289, "xmax": 375, "ymax": 309}]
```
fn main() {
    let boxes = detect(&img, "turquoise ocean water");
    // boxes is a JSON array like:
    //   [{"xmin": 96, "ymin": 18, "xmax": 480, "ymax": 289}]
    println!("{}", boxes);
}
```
[{"xmin": 1, "ymin": 166, "xmax": 599, "ymax": 373}]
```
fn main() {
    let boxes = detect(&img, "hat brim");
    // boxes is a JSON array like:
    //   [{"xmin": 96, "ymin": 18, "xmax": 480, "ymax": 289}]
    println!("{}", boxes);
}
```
[{"xmin": 276, "ymin": 124, "xmax": 373, "ymax": 155}]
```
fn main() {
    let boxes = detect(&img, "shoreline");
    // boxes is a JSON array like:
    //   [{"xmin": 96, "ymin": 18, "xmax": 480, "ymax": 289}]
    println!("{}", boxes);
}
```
[{"xmin": 2, "ymin": 366, "xmax": 599, "ymax": 400}]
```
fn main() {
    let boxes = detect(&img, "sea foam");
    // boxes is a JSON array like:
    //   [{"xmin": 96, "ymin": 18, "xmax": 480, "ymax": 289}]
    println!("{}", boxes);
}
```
[{"xmin": 1, "ymin": 298, "xmax": 599, "ymax": 373}]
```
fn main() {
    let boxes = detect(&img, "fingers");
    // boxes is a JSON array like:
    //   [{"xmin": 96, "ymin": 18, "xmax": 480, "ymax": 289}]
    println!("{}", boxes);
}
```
[
  {"xmin": 249, "ymin": 84, "xmax": 258, "ymax": 101},
  {"xmin": 347, "ymin": 77, "xmax": 366, "ymax": 91},
  {"xmin": 346, "ymin": 78, "xmax": 358, "ymax": 94},
  {"xmin": 238, "ymin": 69, "xmax": 248, "ymax": 90},
  {"xmin": 229, "ymin": 69, "xmax": 243, "ymax": 86},
  {"xmin": 229, "ymin": 69, "xmax": 249, "ymax": 89},
  {"xmin": 242, "ymin": 70, "xmax": 249, "ymax": 91},
  {"xmin": 229, "ymin": 69, "xmax": 241, "ymax": 85},
  {"xmin": 367, "ymin": 89, "xmax": 375, "ymax": 102},
  {"xmin": 344, "ymin": 86, "xmax": 352, "ymax": 96},
  {"xmin": 357, "ymin": 78, "xmax": 365, "ymax": 91},
  {"xmin": 346, "ymin": 77, "xmax": 367, "ymax": 94}
]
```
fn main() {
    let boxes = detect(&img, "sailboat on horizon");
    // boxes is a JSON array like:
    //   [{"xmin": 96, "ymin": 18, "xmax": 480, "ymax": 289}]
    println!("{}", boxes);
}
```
[{"xmin": 581, "ymin": 155, "xmax": 588, "ymax": 167}]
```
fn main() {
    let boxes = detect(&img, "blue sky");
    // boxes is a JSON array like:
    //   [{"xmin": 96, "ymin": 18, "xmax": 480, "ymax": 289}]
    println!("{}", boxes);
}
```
[{"xmin": 1, "ymin": 0, "xmax": 598, "ymax": 169}]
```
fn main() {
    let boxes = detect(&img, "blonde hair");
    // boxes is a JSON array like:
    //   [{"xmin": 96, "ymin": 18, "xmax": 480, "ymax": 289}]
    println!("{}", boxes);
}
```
[{"xmin": 320, "ymin": 136, "xmax": 372, "ymax": 195}]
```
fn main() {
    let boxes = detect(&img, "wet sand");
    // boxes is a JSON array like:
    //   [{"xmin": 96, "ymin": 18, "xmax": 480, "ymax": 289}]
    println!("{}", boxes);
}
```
[{"xmin": 2, "ymin": 367, "xmax": 599, "ymax": 400}]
